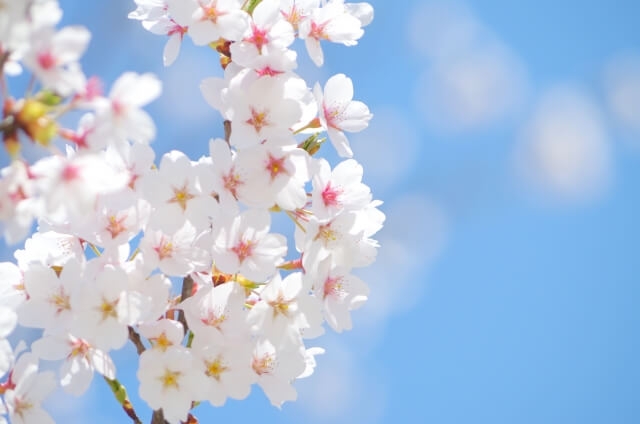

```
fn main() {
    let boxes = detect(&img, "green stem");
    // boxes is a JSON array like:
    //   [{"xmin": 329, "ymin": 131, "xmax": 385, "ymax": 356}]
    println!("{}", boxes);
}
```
[{"xmin": 103, "ymin": 376, "xmax": 142, "ymax": 424}]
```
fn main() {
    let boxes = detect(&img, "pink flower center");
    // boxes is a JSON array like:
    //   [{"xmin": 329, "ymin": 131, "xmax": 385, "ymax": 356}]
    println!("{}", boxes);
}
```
[
  {"xmin": 69, "ymin": 339, "xmax": 91, "ymax": 359},
  {"xmin": 154, "ymin": 238, "xmax": 174, "ymax": 260},
  {"xmin": 323, "ymin": 103, "xmax": 343, "ymax": 129},
  {"xmin": 246, "ymin": 107, "xmax": 269, "ymax": 134},
  {"xmin": 252, "ymin": 353, "xmax": 275, "ymax": 375},
  {"xmin": 37, "ymin": 50, "xmax": 56, "ymax": 70},
  {"xmin": 61, "ymin": 164, "xmax": 81, "ymax": 182},
  {"xmin": 232, "ymin": 239, "xmax": 254, "ymax": 263},
  {"xmin": 222, "ymin": 169, "xmax": 242, "ymax": 198},
  {"xmin": 246, "ymin": 24, "xmax": 269, "ymax": 53},
  {"xmin": 105, "ymin": 214, "xmax": 128, "ymax": 239},
  {"xmin": 321, "ymin": 183, "xmax": 342, "ymax": 207},
  {"xmin": 256, "ymin": 66, "xmax": 284, "ymax": 78},
  {"xmin": 201, "ymin": 2, "xmax": 225, "ymax": 23},
  {"xmin": 167, "ymin": 21, "xmax": 188, "ymax": 37},
  {"xmin": 309, "ymin": 20, "xmax": 329, "ymax": 40},
  {"xmin": 265, "ymin": 154, "xmax": 287, "ymax": 181},
  {"xmin": 323, "ymin": 276, "xmax": 346, "ymax": 300}
]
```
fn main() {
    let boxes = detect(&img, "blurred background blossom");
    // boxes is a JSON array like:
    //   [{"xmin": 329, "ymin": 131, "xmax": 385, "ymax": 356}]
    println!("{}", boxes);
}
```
[{"xmin": 1, "ymin": 0, "xmax": 639, "ymax": 423}]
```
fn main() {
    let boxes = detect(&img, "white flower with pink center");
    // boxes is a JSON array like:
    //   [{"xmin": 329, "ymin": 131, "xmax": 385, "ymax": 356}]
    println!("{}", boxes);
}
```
[
  {"xmin": 248, "ymin": 272, "xmax": 323, "ymax": 344},
  {"xmin": 139, "ymin": 221, "xmax": 211, "ymax": 277},
  {"xmin": 230, "ymin": 0, "xmax": 295, "ymax": 68},
  {"xmin": 94, "ymin": 72, "xmax": 162, "ymax": 145},
  {"xmin": 298, "ymin": 1, "xmax": 365, "ymax": 66},
  {"xmin": 72, "ymin": 265, "xmax": 143, "ymax": 351},
  {"xmin": 314, "ymin": 73, "xmax": 372, "ymax": 157},
  {"xmin": 22, "ymin": 26, "xmax": 90, "ymax": 96},
  {"xmin": 18, "ymin": 259, "xmax": 83, "ymax": 332},
  {"xmin": 311, "ymin": 158, "xmax": 371, "ymax": 219},
  {"xmin": 166, "ymin": 0, "xmax": 250, "ymax": 45},
  {"xmin": 31, "ymin": 333, "xmax": 116, "ymax": 396},
  {"xmin": 180, "ymin": 281, "xmax": 248, "ymax": 343},
  {"xmin": 137, "ymin": 347, "xmax": 200, "ymax": 424},
  {"xmin": 3, "ymin": 353, "xmax": 56, "ymax": 424},
  {"xmin": 212, "ymin": 209, "xmax": 287, "ymax": 282},
  {"xmin": 32, "ymin": 152, "xmax": 128, "ymax": 223},
  {"xmin": 251, "ymin": 338, "xmax": 306, "ymax": 407},
  {"xmin": 307, "ymin": 257, "xmax": 368, "ymax": 332},
  {"xmin": 0, "ymin": 306, "xmax": 17, "ymax": 377},
  {"xmin": 129, "ymin": 0, "xmax": 188, "ymax": 66},
  {"xmin": 234, "ymin": 144, "xmax": 310, "ymax": 210},
  {"xmin": 0, "ymin": 161, "xmax": 37, "ymax": 244},
  {"xmin": 190, "ymin": 336, "xmax": 256, "ymax": 407},
  {"xmin": 226, "ymin": 72, "xmax": 302, "ymax": 148},
  {"xmin": 142, "ymin": 150, "xmax": 219, "ymax": 232}
]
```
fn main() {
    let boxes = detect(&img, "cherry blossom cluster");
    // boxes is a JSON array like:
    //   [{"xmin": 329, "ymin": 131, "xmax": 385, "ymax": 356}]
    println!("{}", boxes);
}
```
[{"xmin": 0, "ymin": 1, "xmax": 383, "ymax": 423}]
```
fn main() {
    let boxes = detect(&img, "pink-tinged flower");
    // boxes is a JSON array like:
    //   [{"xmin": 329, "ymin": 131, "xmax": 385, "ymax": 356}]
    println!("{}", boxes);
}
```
[
  {"xmin": 18, "ymin": 259, "xmax": 83, "ymax": 332},
  {"xmin": 72, "ymin": 265, "xmax": 143, "ymax": 351},
  {"xmin": 0, "ymin": 306, "xmax": 17, "ymax": 377},
  {"xmin": 311, "ymin": 158, "xmax": 371, "ymax": 219},
  {"xmin": 234, "ymin": 144, "xmax": 310, "ymax": 210},
  {"xmin": 306, "ymin": 257, "xmax": 368, "ymax": 332},
  {"xmin": 3, "ymin": 353, "xmax": 56, "ymax": 424},
  {"xmin": 190, "ymin": 336, "xmax": 256, "ymax": 406},
  {"xmin": 95, "ymin": 72, "xmax": 162, "ymax": 145},
  {"xmin": 14, "ymin": 230, "xmax": 84, "ymax": 270},
  {"xmin": 105, "ymin": 142, "xmax": 156, "ymax": 194},
  {"xmin": 129, "ymin": 0, "xmax": 187, "ymax": 66},
  {"xmin": 32, "ymin": 152, "xmax": 128, "ymax": 223},
  {"xmin": 0, "ymin": 161, "xmax": 37, "ymax": 244},
  {"xmin": 251, "ymin": 338, "xmax": 306, "ymax": 408},
  {"xmin": 207, "ymin": 138, "xmax": 243, "ymax": 209},
  {"xmin": 0, "ymin": 262, "xmax": 26, "ymax": 311},
  {"xmin": 32, "ymin": 333, "xmax": 115, "ymax": 396},
  {"xmin": 139, "ymin": 221, "xmax": 210, "ymax": 277},
  {"xmin": 279, "ymin": 0, "xmax": 319, "ymax": 31},
  {"xmin": 180, "ymin": 282, "xmax": 248, "ymax": 343},
  {"xmin": 166, "ymin": 0, "xmax": 250, "ymax": 45},
  {"xmin": 314, "ymin": 73, "xmax": 372, "ymax": 157},
  {"xmin": 142, "ymin": 150, "xmax": 219, "ymax": 233},
  {"xmin": 248, "ymin": 272, "xmax": 323, "ymax": 344},
  {"xmin": 77, "ymin": 192, "xmax": 150, "ymax": 248},
  {"xmin": 22, "ymin": 26, "xmax": 90, "ymax": 96},
  {"xmin": 230, "ymin": 0, "xmax": 295, "ymax": 68},
  {"xmin": 298, "ymin": 1, "xmax": 364, "ymax": 66},
  {"xmin": 227, "ymin": 75, "xmax": 302, "ymax": 148},
  {"xmin": 137, "ymin": 347, "xmax": 200, "ymax": 424},
  {"xmin": 212, "ymin": 209, "xmax": 287, "ymax": 282},
  {"xmin": 138, "ymin": 319, "xmax": 185, "ymax": 352}
]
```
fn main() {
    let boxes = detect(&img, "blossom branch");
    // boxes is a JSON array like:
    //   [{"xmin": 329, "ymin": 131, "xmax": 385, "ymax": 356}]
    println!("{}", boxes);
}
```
[
  {"xmin": 128, "ymin": 326, "xmax": 146, "ymax": 355},
  {"xmin": 178, "ymin": 275, "xmax": 194, "ymax": 334}
]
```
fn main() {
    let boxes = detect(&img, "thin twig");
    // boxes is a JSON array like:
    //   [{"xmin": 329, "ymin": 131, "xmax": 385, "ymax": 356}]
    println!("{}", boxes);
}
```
[
  {"xmin": 0, "ymin": 115, "xmax": 14, "ymax": 133},
  {"xmin": 178, "ymin": 275, "xmax": 194, "ymax": 334},
  {"xmin": 223, "ymin": 119, "xmax": 231, "ymax": 144},
  {"xmin": 128, "ymin": 326, "xmax": 146, "ymax": 355},
  {"xmin": 151, "ymin": 409, "xmax": 169, "ymax": 424},
  {"xmin": 103, "ymin": 377, "xmax": 143, "ymax": 424}
]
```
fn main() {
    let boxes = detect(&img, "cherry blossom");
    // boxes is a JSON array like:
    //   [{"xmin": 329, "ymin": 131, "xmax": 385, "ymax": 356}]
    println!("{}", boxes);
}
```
[
  {"xmin": 315, "ymin": 73, "xmax": 372, "ymax": 157},
  {"xmin": 0, "ymin": 0, "xmax": 383, "ymax": 420}
]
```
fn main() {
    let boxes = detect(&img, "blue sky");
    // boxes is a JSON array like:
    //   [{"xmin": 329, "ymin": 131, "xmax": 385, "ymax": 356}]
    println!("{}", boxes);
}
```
[{"xmin": 3, "ymin": 0, "xmax": 640, "ymax": 423}]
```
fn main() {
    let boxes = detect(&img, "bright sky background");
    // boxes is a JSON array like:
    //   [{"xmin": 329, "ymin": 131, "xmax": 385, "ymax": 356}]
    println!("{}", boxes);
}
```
[{"xmin": 3, "ymin": 0, "xmax": 640, "ymax": 423}]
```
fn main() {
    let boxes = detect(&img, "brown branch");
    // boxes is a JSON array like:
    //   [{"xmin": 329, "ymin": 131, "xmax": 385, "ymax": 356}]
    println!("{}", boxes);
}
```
[
  {"xmin": 223, "ymin": 120, "xmax": 231, "ymax": 144},
  {"xmin": 151, "ymin": 409, "xmax": 169, "ymax": 424},
  {"xmin": 128, "ymin": 326, "xmax": 146, "ymax": 355},
  {"xmin": 178, "ymin": 275, "xmax": 194, "ymax": 334}
]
